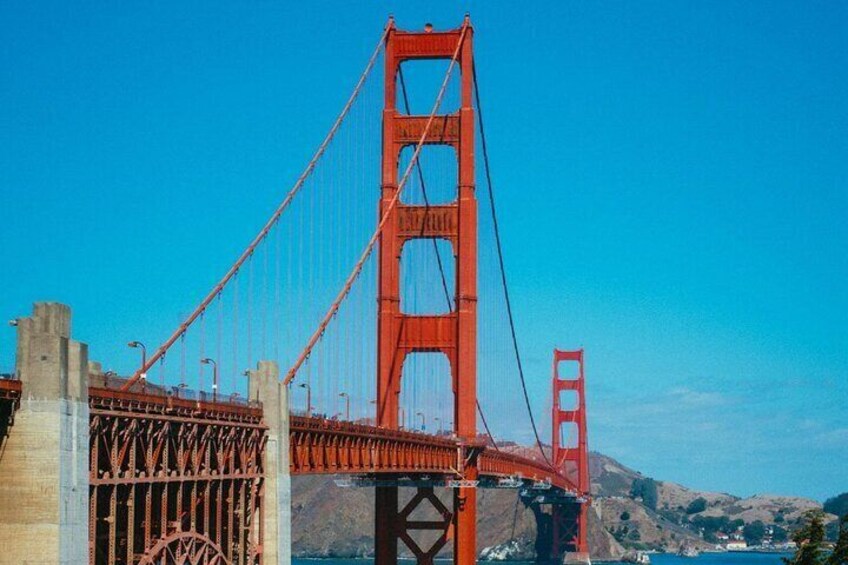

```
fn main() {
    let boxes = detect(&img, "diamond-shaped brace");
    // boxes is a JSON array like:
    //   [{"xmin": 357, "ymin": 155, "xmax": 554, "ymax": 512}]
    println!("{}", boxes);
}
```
[{"xmin": 398, "ymin": 487, "xmax": 453, "ymax": 565}]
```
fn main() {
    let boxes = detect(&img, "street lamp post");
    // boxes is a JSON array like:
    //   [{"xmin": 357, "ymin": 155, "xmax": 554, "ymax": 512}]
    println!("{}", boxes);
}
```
[
  {"xmin": 127, "ymin": 341, "xmax": 147, "ymax": 384},
  {"xmin": 339, "ymin": 392, "xmax": 350, "ymax": 421},
  {"xmin": 369, "ymin": 399, "xmax": 377, "ymax": 426},
  {"xmin": 200, "ymin": 358, "xmax": 218, "ymax": 402},
  {"xmin": 416, "ymin": 411, "xmax": 425, "ymax": 431},
  {"xmin": 400, "ymin": 407, "xmax": 406, "ymax": 430},
  {"xmin": 435, "ymin": 417, "xmax": 442, "ymax": 434},
  {"xmin": 103, "ymin": 370, "xmax": 116, "ymax": 389},
  {"xmin": 299, "ymin": 383, "xmax": 312, "ymax": 416}
]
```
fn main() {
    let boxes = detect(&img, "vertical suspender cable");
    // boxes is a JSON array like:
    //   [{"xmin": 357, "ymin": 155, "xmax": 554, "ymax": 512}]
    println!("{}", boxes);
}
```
[
  {"xmin": 121, "ymin": 23, "xmax": 391, "ymax": 390},
  {"xmin": 473, "ymin": 64, "xmax": 551, "ymax": 467},
  {"xmin": 284, "ymin": 22, "xmax": 470, "ymax": 385},
  {"xmin": 397, "ymin": 44, "xmax": 499, "ymax": 450}
]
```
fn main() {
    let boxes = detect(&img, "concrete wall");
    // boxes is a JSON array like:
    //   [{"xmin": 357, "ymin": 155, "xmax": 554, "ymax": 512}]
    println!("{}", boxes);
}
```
[
  {"xmin": 0, "ymin": 303, "xmax": 89, "ymax": 565},
  {"xmin": 249, "ymin": 361, "xmax": 292, "ymax": 565}
]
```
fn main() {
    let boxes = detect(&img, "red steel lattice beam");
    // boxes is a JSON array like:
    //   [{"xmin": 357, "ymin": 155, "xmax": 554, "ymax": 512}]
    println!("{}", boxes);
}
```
[{"xmin": 88, "ymin": 388, "xmax": 265, "ymax": 565}]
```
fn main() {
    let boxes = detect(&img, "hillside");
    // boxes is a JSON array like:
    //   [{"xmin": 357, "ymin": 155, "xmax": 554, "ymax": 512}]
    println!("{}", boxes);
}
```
[{"xmin": 291, "ymin": 452, "xmax": 835, "ymax": 560}]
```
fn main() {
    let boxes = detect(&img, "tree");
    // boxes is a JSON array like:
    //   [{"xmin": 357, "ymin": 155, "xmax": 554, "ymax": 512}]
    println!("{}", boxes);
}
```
[
  {"xmin": 744, "ymin": 520, "xmax": 767, "ymax": 545},
  {"xmin": 630, "ymin": 478, "xmax": 659, "ymax": 511},
  {"xmin": 828, "ymin": 515, "xmax": 848, "ymax": 565},
  {"xmin": 620, "ymin": 511, "xmax": 631, "ymax": 521},
  {"xmin": 825, "ymin": 494, "xmax": 848, "ymax": 519},
  {"xmin": 687, "ymin": 497, "xmax": 708, "ymax": 514},
  {"xmin": 728, "ymin": 518, "xmax": 745, "ymax": 532},
  {"xmin": 691, "ymin": 515, "xmax": 731, "ymax": 542},
  {"xmin": 783, "ymin": 510, "xmax": 826, "ymax": 565}
]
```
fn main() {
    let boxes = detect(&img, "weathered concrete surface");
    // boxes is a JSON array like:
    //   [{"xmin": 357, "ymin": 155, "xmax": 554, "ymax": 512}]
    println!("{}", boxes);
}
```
[
  {"xmin": 0, "ymin": 303, "xmax": 89, "ymax": 565},
  {"xmin": 249, "ymin": 361, "xmax": 292, "ymax": 565}
]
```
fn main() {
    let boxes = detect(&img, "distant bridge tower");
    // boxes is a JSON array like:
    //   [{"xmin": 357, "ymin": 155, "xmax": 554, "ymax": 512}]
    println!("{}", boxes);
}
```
[
  {"xmin": 551, "ymin": 348, "xmax": 590, "ymax": 559},
  {"xmin": 375, "ymin": 16, "xmax": 478, "ymax": 565}
]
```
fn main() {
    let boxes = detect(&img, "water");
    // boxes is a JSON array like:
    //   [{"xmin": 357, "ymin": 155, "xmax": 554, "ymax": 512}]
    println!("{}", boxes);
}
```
[
  {"xmin": 293, "ymin": 554, "xmax": 792, "ymax": 565},
  {"xmin": 651, "ymin": 553, "xmax": 791, "ymax": 565}
]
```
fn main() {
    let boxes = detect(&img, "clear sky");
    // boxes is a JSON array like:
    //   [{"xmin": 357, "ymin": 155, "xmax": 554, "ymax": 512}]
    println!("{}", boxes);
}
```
[{"xmin": 1, "ymin": 2, "xmax": 846, "ymax": 501}]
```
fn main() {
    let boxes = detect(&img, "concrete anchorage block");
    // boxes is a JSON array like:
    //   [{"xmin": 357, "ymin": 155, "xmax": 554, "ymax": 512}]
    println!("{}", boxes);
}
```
[
  {"xmin": 0, "ymin": 302, "xmax": 89, "ymax": 565},
  {"xmin": 248, "ymin": 361, "xmax": 292, "ymax": 565}
]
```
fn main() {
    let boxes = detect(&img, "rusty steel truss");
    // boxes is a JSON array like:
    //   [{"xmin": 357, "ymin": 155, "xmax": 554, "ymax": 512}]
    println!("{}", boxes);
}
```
[{"xmin": 88, "ymin": 387, "xmax": 266, "ymax": 565}]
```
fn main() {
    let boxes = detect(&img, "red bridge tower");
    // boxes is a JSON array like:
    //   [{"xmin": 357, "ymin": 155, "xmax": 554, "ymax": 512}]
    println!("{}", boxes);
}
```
[
  {"xmin": 375, "ymin": 16, "xmax": 478, "ymax": 565},
  {"xmin": 551, "ymin": 348, "xmax": 590, "ymax": 558}
]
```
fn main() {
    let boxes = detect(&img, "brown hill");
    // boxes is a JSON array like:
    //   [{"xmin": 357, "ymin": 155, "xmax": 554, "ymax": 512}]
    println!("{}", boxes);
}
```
[{"xmin": 291, "ymin": 452, "xmax": 831, "ymax": 560}]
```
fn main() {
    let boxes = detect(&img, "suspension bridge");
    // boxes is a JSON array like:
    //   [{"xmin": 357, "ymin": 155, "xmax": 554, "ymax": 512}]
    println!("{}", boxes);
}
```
[{"xmin": 0, "ymin": 16, "xmax": 590, "ymax": 565}]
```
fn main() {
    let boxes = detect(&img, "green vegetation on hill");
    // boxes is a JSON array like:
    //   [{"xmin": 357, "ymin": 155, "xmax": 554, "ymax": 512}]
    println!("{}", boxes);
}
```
[
  {"xmin": 686, "ymin": 497, "xmax": 707, "ymax": 514},
  {"xmin": 630, "ymin": 477, "xmax": 659, "ymax": 511}
]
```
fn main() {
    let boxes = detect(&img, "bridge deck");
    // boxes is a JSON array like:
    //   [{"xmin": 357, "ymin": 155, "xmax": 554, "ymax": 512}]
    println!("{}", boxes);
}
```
[
  {"xmin": 86, "ymin": 386, "xmax": 577, "ymax": 493},
  {"xmin": 288, "ymin": 414, "xmax": 577, "ymax": 491}
]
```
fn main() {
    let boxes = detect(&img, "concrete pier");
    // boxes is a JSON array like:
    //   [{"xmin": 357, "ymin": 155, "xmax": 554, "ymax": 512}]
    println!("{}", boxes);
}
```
[
  {"xmin": 249, "ymin": 360, "xmax": 292, "ymax": 565},
  {"xmin": 0, "ymin": 303, "xmax": 89, "ymax": 565}
]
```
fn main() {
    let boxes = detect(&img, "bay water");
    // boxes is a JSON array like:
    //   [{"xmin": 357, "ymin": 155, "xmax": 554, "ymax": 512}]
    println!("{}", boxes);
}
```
[{"xmin": 294, "ymin": 553, "xmax": 792, "ymax": 565}]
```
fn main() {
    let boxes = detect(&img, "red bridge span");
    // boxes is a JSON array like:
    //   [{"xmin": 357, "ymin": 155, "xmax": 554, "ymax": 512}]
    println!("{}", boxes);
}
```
[{"xmin": 0, "ymin": 16, "xmax": 590, "ymax": 565}]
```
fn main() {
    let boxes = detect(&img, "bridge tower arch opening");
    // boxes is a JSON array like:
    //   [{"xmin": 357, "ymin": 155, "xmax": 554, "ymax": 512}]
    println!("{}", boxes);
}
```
[{"xmin": 376, "ymin": 16, "xmax": 477, "ymax": 565}]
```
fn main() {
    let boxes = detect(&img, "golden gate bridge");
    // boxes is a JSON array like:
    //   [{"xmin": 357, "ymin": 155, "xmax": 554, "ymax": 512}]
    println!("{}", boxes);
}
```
[{"xmin": 0, "ymin": 16, "xmax": 589, "ymax": 565}]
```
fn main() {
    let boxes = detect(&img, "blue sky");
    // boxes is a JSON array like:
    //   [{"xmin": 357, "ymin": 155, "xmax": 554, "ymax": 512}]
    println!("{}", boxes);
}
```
[{"xmin": 1, "ymin": 2, "xmax": 846, "ymax": 501}]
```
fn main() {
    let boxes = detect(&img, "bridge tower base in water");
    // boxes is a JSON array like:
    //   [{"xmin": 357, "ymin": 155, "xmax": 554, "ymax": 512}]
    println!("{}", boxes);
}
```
[
  {"xmin": 0, "ymin": 303, "xmax": 89, "ymax": 565},
  {"xmin": 524, "ymin": 349, "xmax": 591, "ymax": 563}
]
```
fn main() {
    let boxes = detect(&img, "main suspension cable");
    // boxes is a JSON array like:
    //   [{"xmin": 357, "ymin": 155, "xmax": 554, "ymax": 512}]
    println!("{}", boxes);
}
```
[
  {"xmin": 473, "ymin": 64, "xmax": 552, "ymax": 468},
  {"xmin": 121, "ymin": 22, "xmax": 391, "ymax": 391},
  {"xmin": 284, "ymin": 21, "xmax": 471, "ymax": 385}
]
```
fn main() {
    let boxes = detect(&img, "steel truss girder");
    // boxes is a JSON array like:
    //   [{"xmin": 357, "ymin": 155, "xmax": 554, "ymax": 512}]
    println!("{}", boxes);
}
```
[
  {"xmin": 288, "ymin": 415, "xmax": 579, "ymax": 491},
  {"xmin": 88, "ymin": 389, "xmax": 267, "ymax": 565}
]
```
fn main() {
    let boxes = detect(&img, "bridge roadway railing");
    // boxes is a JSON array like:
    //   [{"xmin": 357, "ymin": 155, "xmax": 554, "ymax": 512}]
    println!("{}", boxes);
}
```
[{"xmin": 89, "ymin": 383, "xmax": 264, "ymax": 424}]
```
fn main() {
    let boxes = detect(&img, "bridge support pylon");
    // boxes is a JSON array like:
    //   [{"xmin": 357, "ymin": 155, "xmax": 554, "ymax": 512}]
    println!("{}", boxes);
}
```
[
  {"xmin": 0, "ymin": 303, "xmax": 89, "ymax": 565},
  {"xmin": 524, "ymin": 349, "xmax": 590, "ymax": 563},
  {"xmin": 375, "ymin": 16, "xmax": 477, "ymax": 565},
  {"xmin": 249, "ymin": 361, "xmax": 292, "ymax": 565},
  {"xmin": 550, "ymin": 349, "xmax": 590, "ymax": 561}
]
